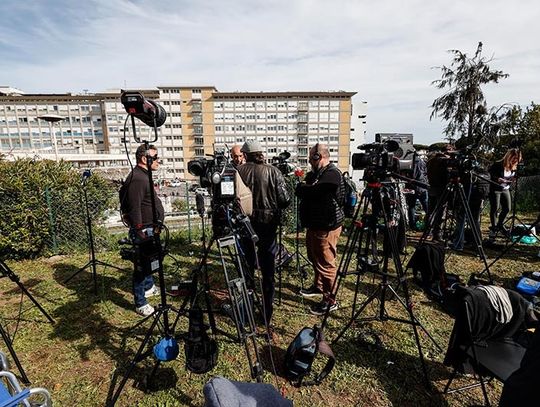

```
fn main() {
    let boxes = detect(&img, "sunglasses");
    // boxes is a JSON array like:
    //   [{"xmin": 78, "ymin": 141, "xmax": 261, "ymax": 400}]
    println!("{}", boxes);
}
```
[{"xmin": 147, "ymin": 154, "xmax": 159, "ymax": 160}]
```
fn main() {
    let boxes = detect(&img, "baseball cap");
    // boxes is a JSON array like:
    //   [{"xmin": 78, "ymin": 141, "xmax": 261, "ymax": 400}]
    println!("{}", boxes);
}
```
[{"xmin": 241, "ymin": 140, "xmax": 263, "ymax": 153}]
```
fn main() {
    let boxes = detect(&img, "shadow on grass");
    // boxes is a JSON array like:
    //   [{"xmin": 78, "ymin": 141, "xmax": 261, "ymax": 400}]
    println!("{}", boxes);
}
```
[{"xmin": 333, "ymin": 327, "xmax": 452, "ymax": 407}]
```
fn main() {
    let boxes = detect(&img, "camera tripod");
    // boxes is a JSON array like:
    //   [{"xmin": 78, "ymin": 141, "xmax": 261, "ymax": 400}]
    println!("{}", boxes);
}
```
[
  {"xmin": 64, "ymin": 172, "xmax": 126, "ymax": 294},
  {"xmin": 420, "ymin": 173, "xmax": 492, "ymax": 282},
  {"xmin": 0, "ymin": 259, "xmax": 55, "ymax": 384},
  {"xmin": 324, "ymin": 179, "xmax": 442, "ymax": 387}
]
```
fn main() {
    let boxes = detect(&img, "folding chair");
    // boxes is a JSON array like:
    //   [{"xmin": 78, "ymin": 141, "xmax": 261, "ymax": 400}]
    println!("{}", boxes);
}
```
[
  {"xmin": 0, "ymin": 351, "xmax": 51, "ymax": 407},
  {"xmin": 443, "ymin": 286, "xmax": 528, "ymax": 406}
]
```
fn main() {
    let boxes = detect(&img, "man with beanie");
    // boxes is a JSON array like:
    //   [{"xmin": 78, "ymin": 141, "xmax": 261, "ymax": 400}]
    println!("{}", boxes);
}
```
[
  {"xmin": 237, "ymin": 140, "xmax": 291, "ymax": 334},
  {"xmin": 296, "ymin": 143, "xmax": 345, "ymax": 315}
]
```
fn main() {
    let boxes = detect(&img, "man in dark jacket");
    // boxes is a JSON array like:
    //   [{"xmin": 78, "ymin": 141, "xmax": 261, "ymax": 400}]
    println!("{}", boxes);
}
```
[
  {"xmin": 121, "ymin": 144, "xmax": 164, "ymax": 317},
  {"xmin": 237, "ymin": 140, "xmax": 290, "ymax": 329},
  {"xmin": 296, "ymin": 143, "xmax": 344, "ymax": 315}
]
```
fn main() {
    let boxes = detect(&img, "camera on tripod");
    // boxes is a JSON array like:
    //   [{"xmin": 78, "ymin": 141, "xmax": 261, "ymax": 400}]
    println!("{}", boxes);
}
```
[
  {"xmin": 188, "ymin": 149, "xmax": 255, "ymax": 240},
  {"xmin": 444, "ymin": 148, "xmax": 481, "ymax": 177},
  {"xmin": 271, "ymin": 151, "xmax": 294, "ymax": 176}
]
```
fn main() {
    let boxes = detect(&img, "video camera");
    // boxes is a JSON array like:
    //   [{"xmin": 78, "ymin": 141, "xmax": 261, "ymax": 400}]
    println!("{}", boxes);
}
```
[
  {"xmin": 271, "ymin": 151, "xmax": 295, "ymax": 176},
  {"xmin": 188, "ymin": 150, "xmax": 256, "ymax": 240},
  {"xmin": 351, "ymin": 141, "xmax": 401, "ymax": 182},
  {"xmin": 442, "ymin": 148, "xmax": 482, "ymax": 177}
]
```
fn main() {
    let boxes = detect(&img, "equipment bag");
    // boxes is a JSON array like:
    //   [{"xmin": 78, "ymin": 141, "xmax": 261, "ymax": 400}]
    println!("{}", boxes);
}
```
[
  {"xmin": 185, "ymin": 307, "xmax": 218, "ymax": 374},
  {"xmin": 284, "ymin": 324, "xmax": 335, "ymax": 386},
  {"xmin": 341, "ymin": 171, "xmax": 358, "ymax": 218},
  {"xmin": 407, "ymin": 242, "xmax": 460, "ymax": 303}
]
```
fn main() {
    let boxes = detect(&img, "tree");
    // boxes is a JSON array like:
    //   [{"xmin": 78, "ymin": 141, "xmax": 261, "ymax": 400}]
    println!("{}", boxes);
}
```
[
  {"xmin": 431, "ymin": 42, "xmax": 509, "ymax": 146},
  {"xmin": 495, "ymin": 103, "xmax": 540, "ymax": 176}
]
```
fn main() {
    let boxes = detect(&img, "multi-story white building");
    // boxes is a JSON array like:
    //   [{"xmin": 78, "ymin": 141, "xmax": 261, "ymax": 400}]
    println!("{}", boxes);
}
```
[{"xmin": 0, "ymin": 85, "xmax": 362, "ymax": 180}]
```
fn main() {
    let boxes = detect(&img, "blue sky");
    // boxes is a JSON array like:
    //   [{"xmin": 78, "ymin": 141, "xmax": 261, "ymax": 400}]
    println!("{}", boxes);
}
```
[{"xmin": 1, "ymin": 0, "xmax": 539, "ymax": 145}]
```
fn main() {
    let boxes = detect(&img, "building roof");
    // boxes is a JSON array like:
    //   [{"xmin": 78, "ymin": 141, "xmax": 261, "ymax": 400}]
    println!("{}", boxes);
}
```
[{"xmin": 212, "ymin": 91, "xmax": 357, "ymax": 99}]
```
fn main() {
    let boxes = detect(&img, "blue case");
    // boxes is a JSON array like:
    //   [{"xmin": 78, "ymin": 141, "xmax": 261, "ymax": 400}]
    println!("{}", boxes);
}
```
[{"xmin": 516, "ymin": 277, "xmax": 540, "ymax": 295}]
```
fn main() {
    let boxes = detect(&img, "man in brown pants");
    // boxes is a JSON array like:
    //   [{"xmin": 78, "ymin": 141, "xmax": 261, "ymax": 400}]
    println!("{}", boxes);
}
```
[{"xmin": 295, "ymin": 143, "xmax": 345, "ymax": 315}]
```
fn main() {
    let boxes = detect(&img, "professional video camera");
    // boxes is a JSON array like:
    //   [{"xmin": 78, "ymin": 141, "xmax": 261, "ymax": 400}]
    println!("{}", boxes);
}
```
[
  {"xmin": 443, "ymin": 148, "xmax": 482, "ymax": 177},
  {"xmin": 351, "ymin": 140, "xmax": 401, "ymax": 182},
  {"xmin": 188, "ymin": 150, "xmax": 255, "ymax": 239},
  {"xmin": 271, "ymin": 151, "xmax": 295, "ymax": 176}
]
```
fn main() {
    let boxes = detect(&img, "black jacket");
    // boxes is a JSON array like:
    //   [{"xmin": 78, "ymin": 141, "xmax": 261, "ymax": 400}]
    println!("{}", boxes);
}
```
[
  {"xmin": 488, "ymin": 160, "xmax": 513, "ymax": 192},
  {"xmin": 237, "ymin": 162, "xmax": 290, "ymax": 225},
  {"xmin": 296, "ymin": 163, "xmax": 344, "ymax": 231},
  {"xmin": 121, "ymin": 165, "xmax": 165, "ymax": 228}
]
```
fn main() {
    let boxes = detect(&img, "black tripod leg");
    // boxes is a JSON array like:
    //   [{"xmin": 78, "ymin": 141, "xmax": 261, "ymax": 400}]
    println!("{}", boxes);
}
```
[
  {"xmin": 455, "ymin": 185, "xmax": 493, "ymax": 283},
  {"xmin": 332, "ymin": 286, "xmax": 381, "ymax": 345},
  {"xmin": 0, "ymin": 323, "xmax": 30, "ymax": 384},
  {"xmin": 1, "ymin": 262, "xmax": 55, "ymax": 324},
  {"xmin": 107, "ymin": 310, "xmax": 163, "ymax": 406}
]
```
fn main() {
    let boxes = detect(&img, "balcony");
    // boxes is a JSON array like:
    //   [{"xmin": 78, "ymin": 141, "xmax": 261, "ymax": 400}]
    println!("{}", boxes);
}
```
[
  {"xmin": 297, "ymin": 125, "xmax": 308, "ymax": 135},
  {"xmin": 298, "ymin": 102, "xmax": 308, "ymax": 111},
  {"xmin": 297, "ymin": 114, "xmax": 308, "ymax": 122},
  {"xmin": 191, "ymin": 101, "xmax": 202, "ymax": 112},
  {"xmin": 193, "ymin": 136, "xmax": 204, "ymax": 146},
  {"xmin": 193, "ymin": 125, "xmax": 203, "ymax": 135},
  {"xmin": 192, "ymin": 114, "xmax": 202, "ymax": 124},
  {"xmin": 298, "ymin": 136, "xmax": 308, "ymax": 144}
]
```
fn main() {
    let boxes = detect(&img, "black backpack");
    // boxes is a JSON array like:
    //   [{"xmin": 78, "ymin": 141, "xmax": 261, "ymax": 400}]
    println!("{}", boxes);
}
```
[
  {"xmin": 284, "ymin": 324, "xmax": 335, "ymax": 386},
  {"xmin": 341, "ymin": 171, "xmax": 358, "ymax": 218}
]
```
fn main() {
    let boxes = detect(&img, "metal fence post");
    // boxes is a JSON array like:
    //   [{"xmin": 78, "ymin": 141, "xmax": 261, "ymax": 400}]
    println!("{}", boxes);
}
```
[
  {"xmin": 186, "ymin": 182, "xmax": 192, "ymax": 243},
  {"xmin": 45, "ymin": 187, "xmax": 58, "ymax": 254}
]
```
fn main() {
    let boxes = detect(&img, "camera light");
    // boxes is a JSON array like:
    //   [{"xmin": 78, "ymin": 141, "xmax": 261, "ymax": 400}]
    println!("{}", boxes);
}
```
[{"xmin": 211, "ymin": 172, "xmax": 222, "ymax": 184}]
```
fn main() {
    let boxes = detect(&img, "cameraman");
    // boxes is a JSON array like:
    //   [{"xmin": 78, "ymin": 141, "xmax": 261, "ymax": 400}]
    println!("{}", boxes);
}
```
[
  {"xmin": 296, "ymin": 143, "xmax": 344, "ymax": 316},
  {"xmin": 237, "ymin": 141, "xmax": 290, "ymax": 332},
  {"xmin": 121, "ymin": 144, "xmax": 164, "ymax": 317},
  {"xmin": 426, "ymin": 145, "xmax": 453, "ymax": 241}
]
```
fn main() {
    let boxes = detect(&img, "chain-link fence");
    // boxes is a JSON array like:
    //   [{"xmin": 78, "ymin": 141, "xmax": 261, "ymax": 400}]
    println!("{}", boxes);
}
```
[{"xmin": 514, "ymin": 174, "xmax": 540, "ymax": 213}]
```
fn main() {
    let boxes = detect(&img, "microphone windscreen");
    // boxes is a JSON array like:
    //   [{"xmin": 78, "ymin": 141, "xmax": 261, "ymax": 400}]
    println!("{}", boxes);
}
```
[{"xmin": 195, "ymin": 193, "xmax": 205, "ymax": 215}]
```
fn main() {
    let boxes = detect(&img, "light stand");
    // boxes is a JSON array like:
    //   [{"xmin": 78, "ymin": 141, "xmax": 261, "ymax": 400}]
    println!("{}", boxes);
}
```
[
  {"xmin": 108, "ymin": 94, "xmax": 177, "ymax": 406},
  {"xmin": 0, "ymin": 259, "xmax": 55, "ymax": 384},
  {"xmin": 64, "ymin": 170, "xmax": 126, "ymax": 294}
]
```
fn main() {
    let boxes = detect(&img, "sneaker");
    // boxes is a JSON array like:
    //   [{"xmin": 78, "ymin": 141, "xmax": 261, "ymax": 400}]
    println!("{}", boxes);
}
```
[
  {"xmin": 309, "ymin": 301, "xmax": 338, "ymax": 316},
  {"xmin": 299, "ymin": 285, "xmax": 323, "ymax": 298},
  {"xmin": 135, "ymin": 303, "xmax": 155, "ymax": 317},
  {"xmin": 145, "ymin": 285, "xmax": 159, "ymax": 298}
]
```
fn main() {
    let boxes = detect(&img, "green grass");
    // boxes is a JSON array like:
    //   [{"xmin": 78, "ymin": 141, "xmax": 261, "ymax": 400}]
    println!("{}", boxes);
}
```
[{"xmin": 1, "ymin": 219, "xmax": 539, "ymax": 406}]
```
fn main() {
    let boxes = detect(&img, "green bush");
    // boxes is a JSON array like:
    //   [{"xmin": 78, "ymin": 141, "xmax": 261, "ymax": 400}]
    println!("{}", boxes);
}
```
[{"xmin": 0, "ymin": 159, "xmax": 116, "ymax": 259}]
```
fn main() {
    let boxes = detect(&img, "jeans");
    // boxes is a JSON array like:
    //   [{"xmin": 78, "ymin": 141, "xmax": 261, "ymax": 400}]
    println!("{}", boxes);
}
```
[
  {"xmin": 130, "ymin": 227, "xmax": 156, "ymax": 307},
  {"xmin": 133, "ymin": 271, "xmax": 154, "ymax": 308},
  {"xmin": 406, "ymin": 190, "xmax": 428, "ymax": 229}
]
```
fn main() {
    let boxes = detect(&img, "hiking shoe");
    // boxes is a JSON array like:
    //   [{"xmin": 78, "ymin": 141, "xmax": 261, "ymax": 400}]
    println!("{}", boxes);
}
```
[
  {"xmin": 145, "ymin": 285, "xmax": 159, "ymax": 298},
  {"xmin": 299, "ymin": 285, "xmax": 322, "ymax": 297},
  {"xmin": 136, "ymin": 303, "xmax": 155, "ymax": 317},
  {"xmin": 310, "ymin": 301, "xmax": 338, "ymax": 316}
]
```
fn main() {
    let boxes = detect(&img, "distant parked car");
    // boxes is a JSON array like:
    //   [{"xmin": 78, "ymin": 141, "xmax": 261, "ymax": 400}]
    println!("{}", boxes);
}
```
[
  {"xmin": 170, "ymin": 179, "xmax": 182, "ymax": 188},
  {"xmin": 194, "ymin": 188, "xmax": 210, "ymax": 196}
]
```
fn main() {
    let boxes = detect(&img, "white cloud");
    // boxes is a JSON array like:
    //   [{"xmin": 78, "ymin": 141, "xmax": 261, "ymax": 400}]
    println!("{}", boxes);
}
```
[{"xmin": 1, "ymin": 0, "xmax": 539, "ymax": 145}]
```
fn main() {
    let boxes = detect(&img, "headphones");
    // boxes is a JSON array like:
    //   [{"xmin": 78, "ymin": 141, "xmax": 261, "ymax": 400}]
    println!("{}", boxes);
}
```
[{"xmin": 311, "ymin": 143, "xmax": 321, "ymax": 161}]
